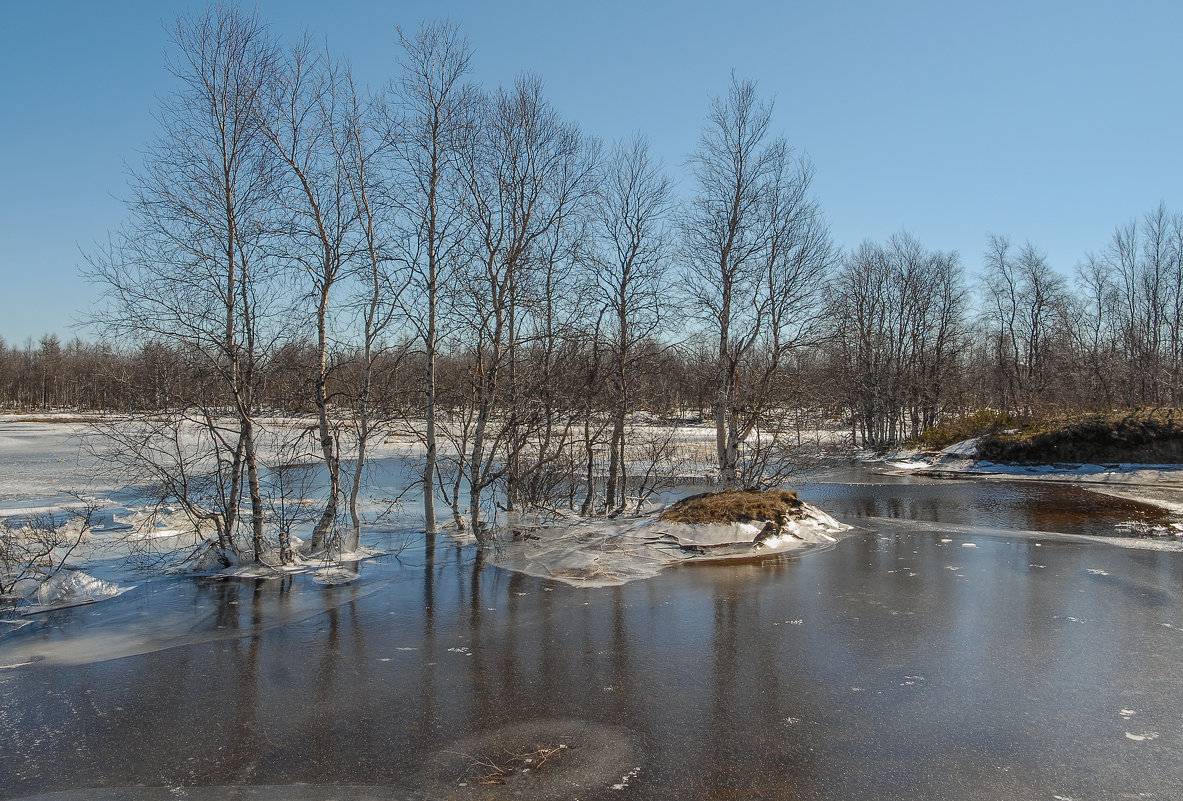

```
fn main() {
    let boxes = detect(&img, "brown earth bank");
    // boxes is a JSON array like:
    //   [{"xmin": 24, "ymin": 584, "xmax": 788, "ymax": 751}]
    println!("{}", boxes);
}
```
[{"xmin": 975, "ymin": 409, "xmax": 1183, "ymax": 464}]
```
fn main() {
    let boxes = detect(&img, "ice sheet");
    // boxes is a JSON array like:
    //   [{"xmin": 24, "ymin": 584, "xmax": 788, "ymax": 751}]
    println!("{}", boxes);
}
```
[{"xmin": 492, "ymin": 501, "xmax": 850, "ymax": 587}]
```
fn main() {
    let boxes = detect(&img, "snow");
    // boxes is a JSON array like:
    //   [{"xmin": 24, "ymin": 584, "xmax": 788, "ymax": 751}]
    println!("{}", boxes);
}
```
[
  {"xmin": 491, "ymin": 500, "xmax": 850, "ymax": 587},
  {"xmin": 1125, "ymin": 731, "xmax": 1160, "ymax": 742},
  {"xmin": 4, "ymin": 416, "xmax": 1182, "ymax": 604},
  {"xmin": 940, "ymin": 437, "xmax": 980, "ymax": 458},
  {"xmin": 885, "ymin": 436, "xmax": 1183, "ymax": 485},
  {"xmin": 27, "ymin": 569, "xmax": 129, "ymax": 614},
  {"xmin": 866, "ymin": 515, "xmax": 1183, "ymax": 554},
  {"xmin": 177, "ymin": 540, "xmax": 384, "ymax": 579},
  {"xmin": 310, "ymin": 566, "xmax": 360, "ymax": 584}
]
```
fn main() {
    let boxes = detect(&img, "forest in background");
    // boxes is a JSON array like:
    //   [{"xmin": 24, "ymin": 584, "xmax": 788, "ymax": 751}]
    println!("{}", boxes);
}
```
[{"xmin": 4, "ymin": 5, "xmax": 1183, "ymax": 559}]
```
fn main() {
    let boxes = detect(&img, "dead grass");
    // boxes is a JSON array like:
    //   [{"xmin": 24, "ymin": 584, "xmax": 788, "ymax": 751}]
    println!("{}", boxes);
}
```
[
  {"xmin": 658, "ymin": 488, "xmax": 803, "ymax": 525},
  {"xmin": 911, "ymin": 409, "xmax": 1026, "ymax": 450},
  {"xmin": 448, "ymin": 743, "xmax": 569, "ymax": 786}
]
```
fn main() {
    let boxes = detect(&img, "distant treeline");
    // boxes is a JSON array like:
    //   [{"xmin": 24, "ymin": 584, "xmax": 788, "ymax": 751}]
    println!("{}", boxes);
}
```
[
  {"xmin": 0, "ymin": 334, "xmax": 706, "ymax": 418},
  {"xmin": 9, "ymin": 197, "xmax": 1183, "ymax": 452}
]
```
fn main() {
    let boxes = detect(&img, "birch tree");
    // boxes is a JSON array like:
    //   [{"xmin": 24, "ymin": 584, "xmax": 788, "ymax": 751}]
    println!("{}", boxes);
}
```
[
  {"xmin": 684, "ymin": 75, "xmax": 834, "ymax": 486},
  {"xmin": 456, "ymin": 75, "xmax": 595, "ymax": 542},
  {"xmin": 336, "ymin": 69, "xmax": 405, "ymax": 551},
  {"xmin": 831, "ymin": 233, "xmax": 965, "ymax": 446},
  {"xmin": 88, "ymin": 5, "xmax": 280, "ymax": 561},
  {"xmin": 981, "ymin": 236, "xmax": 1067, "ymax": 415},
  {"xmin": 261, "ymin": 39, "xmax": 356, "ymax": 557},
  {"xmin": 594, "ymin": 135, "xmax": 674, "ymax": 512},
  {"xmin": 388, "ymin": 21, "xmax": 475, "ymax": 537}
]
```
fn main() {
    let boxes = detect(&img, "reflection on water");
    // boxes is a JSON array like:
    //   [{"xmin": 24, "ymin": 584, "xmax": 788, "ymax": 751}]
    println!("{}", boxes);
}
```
[
  {"xmin": 797, "ymin": 468, "xmax": 1175, "ymax": 537},
  {"xmin": 2, "ymin": 471, "xmax": 1183, "ymax": 800}
]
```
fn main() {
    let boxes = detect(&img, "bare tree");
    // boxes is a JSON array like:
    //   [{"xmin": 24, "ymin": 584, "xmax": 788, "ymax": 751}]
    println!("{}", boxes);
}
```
[
  {"xmin": 336, "ymin": 69, "xmax": 406, "ymax": 551},
  {"xmin": 831, "ymin": 233, "xmax": 966, "ymax": 446},
  {"xmin": 1071, "ymin": 253, "xmax": 1120, "ymax": 408},
  {"xmin": 0, "ymin": 501, "xmax": 96, "ymax": 601},
  {"xmin": 260, "ymin": 39, "xmax": 357, "ymax": 557},
  {"xmin": 1091, "ymin": 203, "xmax": 1183, "ymax": 407},
  {"xmin": 980, "ymin": 235, "xmax": 1067, "ymax": 415},
  {"xmin": 684, "ymin": 75, "xmax": 834, "ymax": 486},
  {"xmin": 594, "ymin": 134, "xmax": 675, "ymax": 512},
  {"xmin": 388, "ymin": 20, "xmax": 475, "ymax": 537},
  {"xmin": 455, "ymin": 75, "xmax": 596, "ymax": 542},
  {"xmin": 88, "ymin": 5, "xmax": 281, "ymax": 561}
]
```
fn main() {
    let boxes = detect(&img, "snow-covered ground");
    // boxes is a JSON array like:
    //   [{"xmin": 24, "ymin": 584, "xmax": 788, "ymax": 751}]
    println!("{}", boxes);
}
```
[
  {"xmin": 0, "ymin": 415, "xmax": 860, "ymax": 597},
  {"xmin": 484, "ymin": 501, "xmax": 850, "ymax": 588},
  {"xmin": 0, "ymin": 417, "xmax": 413, "ymax": 609}
]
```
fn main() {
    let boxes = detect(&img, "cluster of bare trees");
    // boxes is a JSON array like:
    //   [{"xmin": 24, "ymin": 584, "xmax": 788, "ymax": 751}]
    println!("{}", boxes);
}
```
[
  {"xmin": 0, "ymin": 335, "xmax": 126, "ymax": 410},
  {"xmin": 69, "ymin": 7, "xmax": 836, "ymax": 560},
  {"xmin": 4, "ymin": 5, "xmax": 1176, "ymax": 560},
  {"xmin": 826, "ymin": 202, "xmax": 1183, "ymax": 446},
  {"xmin": 828, "ymin": 233, "xmax": 964, "ymax": 447},
  {"xmin": 1073, "ymin": 202, "xmax": 1183, "ymax": 409},
  {"xmin": 968, "ymin": 202, "xmax": 1183, "ymax": 419}
]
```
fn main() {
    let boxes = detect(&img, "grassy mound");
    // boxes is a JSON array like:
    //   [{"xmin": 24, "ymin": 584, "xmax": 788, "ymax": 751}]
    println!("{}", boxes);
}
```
[
  {"xmin": 659, "ymin": 488, "xmax": 803, "ymax": 525},
  {"xmin": 977, "ymin": 409, "xmax": 1183, "ymax": 464},
  {"xmin": 910, "ymin": 409, "xmax": 1025, "ymax": 450}
]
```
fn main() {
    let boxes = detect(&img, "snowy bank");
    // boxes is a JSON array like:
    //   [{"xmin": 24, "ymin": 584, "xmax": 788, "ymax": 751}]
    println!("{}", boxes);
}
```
[{"xmin": 492, "ymin": 490, "xmax": 851, "ymax": 587}]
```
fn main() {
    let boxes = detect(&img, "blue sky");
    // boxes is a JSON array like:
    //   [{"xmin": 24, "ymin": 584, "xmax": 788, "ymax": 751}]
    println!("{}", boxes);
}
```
[{"xmin": 2, "ymin": 0, "xmax": 1180, "ymax": 345}]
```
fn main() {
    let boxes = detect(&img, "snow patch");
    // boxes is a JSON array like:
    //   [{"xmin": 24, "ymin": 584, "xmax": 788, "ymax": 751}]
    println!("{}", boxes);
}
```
[
  {"xmin": 613, "ymin": 767, "xmax": 641, "ymax": 790},
  {"xmin": 24, "ymin": 570, "xmax": 129, "ymax": 614},
  {"xmin": 940, "ymin": 438, "xmax": 979, "ymax": 458},
  {"xmin": 491, "ymin": 499, "xmax": 850, "ymax": 587},
  {"xmin": 1125, "ymin": 731, "xmax": 1159, "ymax": 742},
  {"xmin": 311, "ymin": 566, "xmax": 359, "ymax": 585}
]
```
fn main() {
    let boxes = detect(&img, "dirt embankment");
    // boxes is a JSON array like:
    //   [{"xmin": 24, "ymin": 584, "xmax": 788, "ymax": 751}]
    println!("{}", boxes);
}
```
[{"xmin": 977, "ymin": 411, "xmax": 1183, "ymax": 464}]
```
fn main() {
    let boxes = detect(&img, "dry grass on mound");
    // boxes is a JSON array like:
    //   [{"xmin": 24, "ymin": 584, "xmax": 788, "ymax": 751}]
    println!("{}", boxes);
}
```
[{"xmin": 658, "ymin": 488, "xmax": 803, "ymax": 525}]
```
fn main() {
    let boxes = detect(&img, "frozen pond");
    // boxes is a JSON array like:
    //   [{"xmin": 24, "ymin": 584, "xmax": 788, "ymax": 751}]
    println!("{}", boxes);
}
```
[{"xmin": 3, "ymin": 428, "xmax": 1183, "ymax": 800}]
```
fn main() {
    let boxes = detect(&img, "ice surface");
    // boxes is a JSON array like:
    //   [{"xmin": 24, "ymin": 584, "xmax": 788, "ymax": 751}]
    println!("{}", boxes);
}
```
[
  {"xmin": 1, "ymin": 573, "xmax": 392, "ymax": 667},
  {"xmin": 0, "ymin": 618, "xmax": 33, "ymax": 638},
  {"xmin": 864, "ymin": 515, "xmax": 1183, "ymax": 553},
  {"xmin": 311, "ymin": 566, "xmax": 361, "ymax": 585},
  {"xmin": 885, "ymin": 440, "xmax": 1183, "ymax": 487},
  {"xmin": 5, "ymin": 787, "xmax": 431, "ymax": 800}
]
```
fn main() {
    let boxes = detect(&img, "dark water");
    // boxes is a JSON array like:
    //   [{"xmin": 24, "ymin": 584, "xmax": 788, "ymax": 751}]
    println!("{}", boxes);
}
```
[
  {"xmin": 796, "ymin": 468, "xmax": 1178, "ymax": 537},
  {"xmin": 2, "ymin": 471, "xmax": 1183, "ymax": 800}
]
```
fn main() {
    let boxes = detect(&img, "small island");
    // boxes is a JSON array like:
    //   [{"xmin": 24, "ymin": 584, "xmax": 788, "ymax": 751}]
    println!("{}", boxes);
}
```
[{"xmin": 493, "ymin": 488, "xmax": 850, "ymax": 587}]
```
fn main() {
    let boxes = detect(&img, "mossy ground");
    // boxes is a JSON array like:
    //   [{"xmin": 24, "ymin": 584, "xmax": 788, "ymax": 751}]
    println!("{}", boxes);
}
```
[{"xmin": 910, "ymin": 409, "xmax": 1027, "ymax": 450}]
